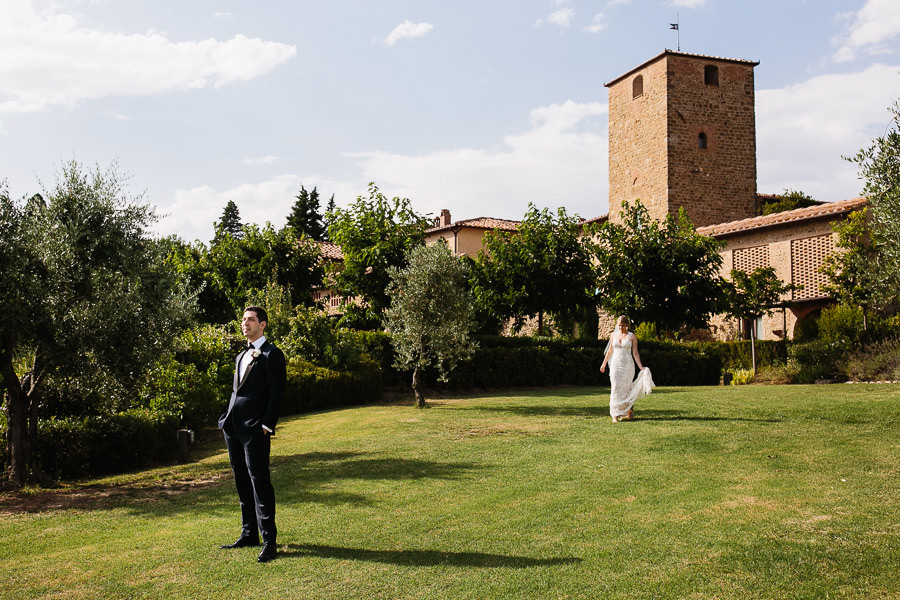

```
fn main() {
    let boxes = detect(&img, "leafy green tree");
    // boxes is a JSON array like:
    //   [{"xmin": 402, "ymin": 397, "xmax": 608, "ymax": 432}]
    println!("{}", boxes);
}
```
[
  {"xmin": 0, "ymin": 161, "xmax": 195, "ymax": 485},
  {"xmin": 847, "ymin": 99, "xmax": 900, "ymax": 292},
  {"xmin": 472, "ymin": 205, "xmax": 596, "ymax": 336},
  {"xmin": 168, "ymin": 224, "xmax": 322, "ymax": 324},
  {"xmin": 286, "ymin": 186, "xmax": 328, "ymax": 241},
  {"xmin": 724, "ymin": 267, "xmax": 797, "ymax": 373},
  {"xmin": 760, "ymin": 189, "xmax": 819, "ymax": 215},
  {"xmin": 820, "ymin": 208, "xmax": 890, "ymax": 331},
  {"xmin": 594, "ymin": 200, "xmax": 726, "ymax": 333},
  {"xmin": 385, "ymin": 242, "xmax": 477, "ymax": 408},
  {"xmin": 326, "ymin": 183, "xmax": 430, "ymax": 329},
  {"xmin": 215, "ymin": 200, "xmax": 243, "ymax": 241}
]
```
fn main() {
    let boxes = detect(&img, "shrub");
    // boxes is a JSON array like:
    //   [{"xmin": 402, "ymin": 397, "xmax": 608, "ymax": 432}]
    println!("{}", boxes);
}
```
[
  {"xmin": 817, "ymin": 304, "xmax": 864, "ymax": 343},
  {"xmin": 728, "ymin": 368, "xmax": 755, "ymax": 385},
  {"xmin": 284, "ymin": 356, "xmax": 383, "ymax": 414},
  {"xmin": 789, "ymin": 339, "xmax": 847, "ymax": 383},
  {"xmin": 139, "ymin": 324, "xmax": 237, "ymax": 429},
  {"xmin": 36, "ymin": 409, "xmax": 180, "ymax": 479},
  {"xmin": 720, "ymin": 340, "xmax": 788, "ymax": 371},
  {"xmin": 842, "ymin": 337, "xmax": 900, "ymax": 381}
]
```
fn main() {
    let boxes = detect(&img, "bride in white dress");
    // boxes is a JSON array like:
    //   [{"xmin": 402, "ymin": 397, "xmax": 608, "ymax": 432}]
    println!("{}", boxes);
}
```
[{"xmin": 600, "ymin": 316, "xmax": 655, "ymax": 422}]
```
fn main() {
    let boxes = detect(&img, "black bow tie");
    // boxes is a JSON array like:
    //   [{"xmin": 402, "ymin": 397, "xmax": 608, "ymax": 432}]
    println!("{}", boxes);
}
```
[{"xmin": 247, "ymin": 342, "xmax": 254, "ymax": 350}]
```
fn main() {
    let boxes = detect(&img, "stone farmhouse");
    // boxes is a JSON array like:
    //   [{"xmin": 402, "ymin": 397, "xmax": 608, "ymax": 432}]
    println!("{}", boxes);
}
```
[{"xmin": 319, "ymin": 50, "xmax": 868, "ymax": 341}]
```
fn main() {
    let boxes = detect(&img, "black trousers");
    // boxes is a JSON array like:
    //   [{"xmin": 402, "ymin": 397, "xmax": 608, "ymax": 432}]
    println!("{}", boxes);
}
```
[{"xmin": 223, "ymin": 424, "xmax": 277, "ymax": 544}]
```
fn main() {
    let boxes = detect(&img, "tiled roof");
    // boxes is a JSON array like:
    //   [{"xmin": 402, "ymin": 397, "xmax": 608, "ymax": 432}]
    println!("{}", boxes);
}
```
[
  {"xmin": 316, "ymin": 240, "xmax": 344, "ymax": 260},
  {"xmin": 426, "ymin": 217, "xmax": 520, "ymax": 234},
  {"xmin": 580, "ymin": 214, "xmax": 609, "ymax": 227},
  {"xmin": 696, "ymin": 197, "xmax": 867, "ymax": 238}
]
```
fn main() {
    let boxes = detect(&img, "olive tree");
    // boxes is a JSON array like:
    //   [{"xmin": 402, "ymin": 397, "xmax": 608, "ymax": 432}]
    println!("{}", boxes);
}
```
[
  {"xmin": 384, "ymin": 242, "xmax": 477, "ymax": 408},
  {"xmin": 0, "ymin": 161, "xmax": 195, "ymax": 485}
]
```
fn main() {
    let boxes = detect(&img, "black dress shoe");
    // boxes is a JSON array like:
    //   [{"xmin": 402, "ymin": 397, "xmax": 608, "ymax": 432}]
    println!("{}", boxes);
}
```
[
  {"xmin": 220, "ymin": 536, "xmax": 260, "ymax": 549},
  {"xmin": 257, "ymin": 542, "xmax": 277, "ymax": 563}
]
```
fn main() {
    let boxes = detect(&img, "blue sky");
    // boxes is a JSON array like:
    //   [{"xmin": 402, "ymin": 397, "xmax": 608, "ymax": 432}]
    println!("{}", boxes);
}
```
[{"xmin": 2, "ymin": 0, "xmax": 899, "ymax": 242}]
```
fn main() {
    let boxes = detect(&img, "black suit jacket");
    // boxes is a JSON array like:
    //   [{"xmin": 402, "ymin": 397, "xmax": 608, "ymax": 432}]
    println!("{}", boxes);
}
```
[{"xmin": 218, "ymin": 340, "xmax": 286, "ymax": 436}]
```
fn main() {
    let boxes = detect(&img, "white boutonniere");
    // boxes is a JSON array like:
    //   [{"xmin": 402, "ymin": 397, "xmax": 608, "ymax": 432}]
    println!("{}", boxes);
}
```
[{"xmin": 249, "ymin": 349, "xmax": 261, "ymax": 359}]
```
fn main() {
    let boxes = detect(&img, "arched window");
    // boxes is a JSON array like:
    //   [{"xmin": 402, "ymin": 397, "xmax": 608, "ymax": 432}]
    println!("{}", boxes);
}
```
[
  {"xmin": 704, "ymin": 65, "xmax": 719, "ymax": 86},
  {"xmin": 632, "ymin": 75, "xmax": 643, "ymax": 99},
  {"xmin": 698, "ymin": 132, "xmax": 708, "ymax": 149}
]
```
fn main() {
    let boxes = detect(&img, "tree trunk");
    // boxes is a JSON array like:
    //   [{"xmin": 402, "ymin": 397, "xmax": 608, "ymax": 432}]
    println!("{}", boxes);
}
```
[
  {"xmin": 750, "ymin": 322, "xmax": 757, "ymax": 374},
  {"xmin": 538, "ymin": 311, "xmax": 544, "ymax": 337},
  {"xmin": 412, "ymin": 366, "xmax": 426, "ymax": 408},
  {"xmin": 862, "ymin": 305, "xmax": 868, "ymax": 332},
  {"xmin": 1, "ymin": 356, "xmax": 28, "ymax": 486}
]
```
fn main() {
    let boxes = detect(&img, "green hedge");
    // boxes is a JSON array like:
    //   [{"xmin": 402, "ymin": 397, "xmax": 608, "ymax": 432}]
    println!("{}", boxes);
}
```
[
  {"xmin": 720, "ymin": 340, "xmax": 788, "ymax": 371},
  {"xmin": 410, "ymin": 338, "xmax": 722, "ymax": 390},
  {"xmin": 284, "ymin": 356, "xmax": 383, "ymax": 414},
  {"xmin": 36, "ymin": 409, "xmax": 181, "ymax": 479}
]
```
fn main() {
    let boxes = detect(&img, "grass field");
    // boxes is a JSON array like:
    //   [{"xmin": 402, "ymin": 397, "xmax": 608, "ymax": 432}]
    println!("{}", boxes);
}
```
[{"xmin": 1, "ymin": 384, "xmax": 898, "ymax": 599}]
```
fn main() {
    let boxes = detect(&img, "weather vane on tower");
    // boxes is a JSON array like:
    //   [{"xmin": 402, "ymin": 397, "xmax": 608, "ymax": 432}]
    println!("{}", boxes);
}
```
[{"xmin": 670, "ymin": 14, "xmax": 680, "ymax": 51}]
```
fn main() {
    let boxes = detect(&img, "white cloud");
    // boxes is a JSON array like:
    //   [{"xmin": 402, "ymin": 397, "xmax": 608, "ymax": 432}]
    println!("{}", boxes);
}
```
[
  {"xmin": 243, "ymin": 155, "xmax": 281, "ymax": 165},
  {"xmin": 757, "ymin": 63, "xmax": 900, "ymax": 201},
  {"xmin": 584, "ymin": 13, "xmax": 608, "ymax": 34},
  {"xmin": 385, "ymin": 20, "xmax": 434, "ymax": 46},
  {"xmin": 831, "ymin": 0, "xmax": 900, "ymax": 63},
  {"xmin": 347, "ymin": 100, "xmax": 609, "ymax": 222},
  {"xmin": 0, "ymin": 0, "xmax": 296, "ymax": 113},
  {"xmin": 156, "ymin": 101, "xmax": 609, "ymax": 240},
  {"xmin": 669, "ymin": 0, "xmax": 706, "ymax": 8},
  {"xmin": 607, "ymin": 0, "xmax": 631, "ymax": 6},
  {"xmin": 213, "ymin": 12, "xmax": 233, "ymax": 19},
  {"xmin": 157, "ymin": 174, "xmax": 362, "ymax": 242},
  {"xmin": 548, "ymin": 8, "xmax": 575, "ymax": 29}
]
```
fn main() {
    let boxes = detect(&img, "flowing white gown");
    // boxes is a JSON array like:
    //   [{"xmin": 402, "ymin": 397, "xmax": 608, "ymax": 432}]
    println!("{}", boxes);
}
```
[{"xmin": 608, "ymin": 333, "xmax": 655, "ymax": 419}]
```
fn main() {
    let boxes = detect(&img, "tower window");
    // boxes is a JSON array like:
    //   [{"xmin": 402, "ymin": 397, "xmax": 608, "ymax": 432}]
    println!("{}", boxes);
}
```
[
  {"xmin": 632, "ymin": 75, "xmax": 643, "ymax": 99},
  {"xmin": 704, "ymin": 65, "xmax": 719, "ymax": 86},
  {"xmin": 698, "ymin": 132, "xmax": 708, "ymax": 149}
]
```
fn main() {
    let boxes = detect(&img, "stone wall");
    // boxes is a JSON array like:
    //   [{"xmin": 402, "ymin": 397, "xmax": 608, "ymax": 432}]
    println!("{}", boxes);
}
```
[{"xmin": 607, "ymin": 52, "xmax": 758, "ymax": 228}]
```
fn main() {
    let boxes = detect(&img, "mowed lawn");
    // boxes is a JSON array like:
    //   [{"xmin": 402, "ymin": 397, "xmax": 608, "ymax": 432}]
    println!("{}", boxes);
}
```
[{"xmin": 1, "ymin": 384, "xmax": 898, "ymax": 600}]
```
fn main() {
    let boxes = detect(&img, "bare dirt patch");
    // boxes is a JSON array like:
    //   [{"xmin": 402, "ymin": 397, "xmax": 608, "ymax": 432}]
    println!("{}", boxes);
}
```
[{"xmin": 0, "ymin": 474, "xmax": 227, "ymax": 515}]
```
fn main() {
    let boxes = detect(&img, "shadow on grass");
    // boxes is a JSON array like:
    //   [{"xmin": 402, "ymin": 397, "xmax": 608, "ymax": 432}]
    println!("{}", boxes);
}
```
[
  {"xmin": 1, "ymin": 452, "xmax": 483, "ymax": 515},
  {"xmin": 469, "ymin": 405, "xmax": 780, "ymax": 423},
  {"xmin": 282, "ymin": 543, "xmax": 581, "ymax": 568},
  {"xmin": 636, "ymin": 410, "xmax": 782, "ymax": 423}
]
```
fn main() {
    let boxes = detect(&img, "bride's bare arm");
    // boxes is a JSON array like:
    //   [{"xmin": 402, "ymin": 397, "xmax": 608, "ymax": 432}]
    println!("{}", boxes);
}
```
[
  {"xmin": 600, "ymin": 343, "xmax": 613, "ymax": 372},
  {"xmin": 631, "ymin": 333, "xmax": 644, "ymax": 370}
]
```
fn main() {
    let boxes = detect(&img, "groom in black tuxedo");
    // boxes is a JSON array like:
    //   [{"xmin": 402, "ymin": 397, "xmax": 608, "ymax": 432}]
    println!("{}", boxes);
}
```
[{"xmin": 218, "ymin": 306, "xmax": 286, "ymax": 563}]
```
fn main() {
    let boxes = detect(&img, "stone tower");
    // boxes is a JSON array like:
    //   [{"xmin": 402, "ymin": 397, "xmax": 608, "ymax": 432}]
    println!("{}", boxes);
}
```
[{"xmin": 605, "ymin": 51, "xmax": 759, "ymax": 228}]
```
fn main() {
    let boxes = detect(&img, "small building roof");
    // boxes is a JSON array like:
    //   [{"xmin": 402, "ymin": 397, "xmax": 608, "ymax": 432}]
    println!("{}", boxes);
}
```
[
  {"xmin": 426, "ymin": 216, "xmax": 520, "ymax": 235},
  {"xmin": 696, "ymin": 197, "xmax": 867, "ymax": 238},
  {"xmin": 604, "ymin": 49, "xmax": 760, "ymax": 88},
  {"xmin": 316, "ymin": 240, "xmax": 344, "ymax": 260}
]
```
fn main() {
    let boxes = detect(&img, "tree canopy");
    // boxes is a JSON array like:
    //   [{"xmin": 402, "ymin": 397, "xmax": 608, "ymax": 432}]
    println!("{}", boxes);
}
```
[
  {"xmin": 385, "ymin": 241, "xmax": 477, "ymax": 407},
  {"xmin": 593, "ymin": 201, "xmax": 725, "ymax": 333},
  {"xmin": 326, "ymin": 183, "xmax": 430, "ymax": 329},
  {"xmin": 215, "ymin": 200, "xmax": 243, "ymax": 241},
  {"xmin": 472, "ymin": 205, "xmax": 596, "ymax": 336},
  {"xmin": 723, "ymin": 267, "xmax": 797, "ymax": 372},
  {"xmin": 286, "ymin": 185, "xmax": 329, "ymax": 242},
  {"xmin": 167, "ymin": 223, "xmax": 322, "ymax": 324},
  {"xmin": 1, "ymin": 160, "xmax": 196, "ymax": 485},
  {"xmin": 847, "ymin": 99, "xmax": 900, "ymax": 291},
  {"xmin": 820, "ymin": 208, "xmax": 891, "ymax": 330}
]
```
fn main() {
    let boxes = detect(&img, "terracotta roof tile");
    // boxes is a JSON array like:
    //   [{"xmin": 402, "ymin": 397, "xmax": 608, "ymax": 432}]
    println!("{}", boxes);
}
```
[
  {"xmin": 696, "ymin": 197, "xmax": 867, "ymax": 238},
  {"xmin": 316, "ymin": 240, "xmax": 344, "ymax": 260},
  {"xmin": 426, "ymin": 217, "xmax": 520, "ymax": 234}
]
